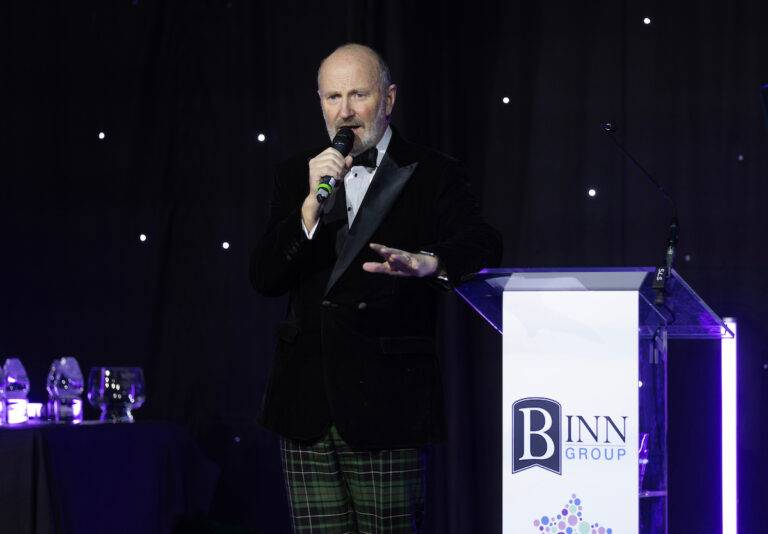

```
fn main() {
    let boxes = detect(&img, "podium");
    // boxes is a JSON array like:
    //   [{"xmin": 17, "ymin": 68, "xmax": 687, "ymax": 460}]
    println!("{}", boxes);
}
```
[{"xmin": 456, "ymin": 268, "xmax": 731, "ymax": 534}]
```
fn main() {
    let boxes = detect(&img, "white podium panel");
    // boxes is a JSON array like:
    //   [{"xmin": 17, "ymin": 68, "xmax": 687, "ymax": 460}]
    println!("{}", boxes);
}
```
[{"xmin": 502, "ymin": 291, "xmax": 638, "ymax": 533}]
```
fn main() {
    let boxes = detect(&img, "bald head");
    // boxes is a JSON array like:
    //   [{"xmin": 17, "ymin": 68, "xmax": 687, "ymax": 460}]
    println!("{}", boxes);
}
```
[{"xmin": 318, "ymin": 43, "xmax": 392, "ymax": 97}]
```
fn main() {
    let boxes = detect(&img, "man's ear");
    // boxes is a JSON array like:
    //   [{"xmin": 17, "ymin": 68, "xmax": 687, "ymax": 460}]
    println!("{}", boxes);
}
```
[{"xmin": 385, "ymin": 84, "xmax": 397, "ymax": 118}]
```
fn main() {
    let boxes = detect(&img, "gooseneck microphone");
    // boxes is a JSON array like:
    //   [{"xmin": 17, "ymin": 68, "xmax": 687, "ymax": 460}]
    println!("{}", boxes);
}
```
[
  {"xmin": 601, "ymin": 123, "xmax": 679, "ymax": 306},
  {"xmin": 316, "ymin": 127, "xmax": 355, "ymax": 203}
]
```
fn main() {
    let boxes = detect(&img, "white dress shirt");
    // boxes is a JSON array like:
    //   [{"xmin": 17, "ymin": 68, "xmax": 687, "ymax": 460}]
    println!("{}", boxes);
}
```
[{"xmin": 303, "ymin": 126, "xmax": 392, "ymax": 239}]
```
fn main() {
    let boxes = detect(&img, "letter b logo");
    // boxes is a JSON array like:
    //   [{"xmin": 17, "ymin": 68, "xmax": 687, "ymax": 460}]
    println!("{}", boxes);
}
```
[{"xmin": 512, "ymin": 398, "xmax": 561, "ymax": 475}]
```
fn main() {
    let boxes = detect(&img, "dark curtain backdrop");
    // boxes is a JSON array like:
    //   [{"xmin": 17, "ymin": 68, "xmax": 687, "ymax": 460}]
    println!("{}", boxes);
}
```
[{"xmin": 1, "ymin": 1, "xmax": 766, "ymax": 532}]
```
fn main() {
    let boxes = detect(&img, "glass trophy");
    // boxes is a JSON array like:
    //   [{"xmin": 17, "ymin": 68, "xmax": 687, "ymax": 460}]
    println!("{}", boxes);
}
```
[
  {"xmin": 46, "ymin": 357, "xmax": 85, "ymax": 423},
  {"xmin": 87, "ymin": 367, "xmax": 146, "ymax": 423},
  {"xmin": 3, "ymin": 358, "xmax": 30, "ymax": 424}
]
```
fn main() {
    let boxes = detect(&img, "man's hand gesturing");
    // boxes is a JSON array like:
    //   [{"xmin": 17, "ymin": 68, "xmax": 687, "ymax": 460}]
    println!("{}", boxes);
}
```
[{"xmin": 362, "ymin": 243, "xmax": 440, "ymax": 278}]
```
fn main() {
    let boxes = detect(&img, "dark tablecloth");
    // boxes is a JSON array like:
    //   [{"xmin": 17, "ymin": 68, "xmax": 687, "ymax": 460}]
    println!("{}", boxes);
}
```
[{"xmin": 0, "ymin": 420, "xmax": 220, "ymax": 534}]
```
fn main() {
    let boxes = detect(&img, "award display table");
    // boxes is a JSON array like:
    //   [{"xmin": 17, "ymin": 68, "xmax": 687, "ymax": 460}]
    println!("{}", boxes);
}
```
[
  {"xmin": 0, "ymin": 420, "xmax": 219, "ymax": 534},
  {"xmin": 456, "ymin": 268, "xmax": 730, "ymax": 534}
]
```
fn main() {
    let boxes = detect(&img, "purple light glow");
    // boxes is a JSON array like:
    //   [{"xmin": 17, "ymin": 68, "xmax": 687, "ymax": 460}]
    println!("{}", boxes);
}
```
[
  {"xmin": 721, "ymin": 318, "xmax": 737, "ymax": 534},
  {"xmin": 27, "ymin": 402, "xmax": 43, "ymax": 418},
  {"xmin": 73, "ymin": 398, "xmax": 83, "ymax": 419},
  {"xmin": 7, "ymin": 399, "xmax": 29, "ymax": 424}
]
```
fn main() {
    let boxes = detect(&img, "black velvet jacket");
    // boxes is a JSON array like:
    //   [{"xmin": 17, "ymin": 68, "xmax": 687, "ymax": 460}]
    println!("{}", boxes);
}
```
[{"xmin": 250, "ymin": 129, "xmax": 502, "ymax": 449}]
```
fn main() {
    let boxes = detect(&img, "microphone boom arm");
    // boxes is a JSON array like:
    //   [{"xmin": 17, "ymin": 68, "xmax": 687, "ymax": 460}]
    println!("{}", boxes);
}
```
[{"xmin": 601, "ymin": 123, "xmax": 679, "ymax": 306}]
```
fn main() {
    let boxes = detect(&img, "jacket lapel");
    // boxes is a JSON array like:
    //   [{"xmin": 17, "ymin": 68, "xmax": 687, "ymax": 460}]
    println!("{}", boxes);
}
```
[
  {"xmin": 324, "ymin": 153, "xmax": 418, "ymax": 296},
  {"xmin": 322, "ymin": 180, "xmax": 347, "ymax": 223},
  {"xmin": 321, "ymin": 181, "xmax": 349, "ymax": 254}
]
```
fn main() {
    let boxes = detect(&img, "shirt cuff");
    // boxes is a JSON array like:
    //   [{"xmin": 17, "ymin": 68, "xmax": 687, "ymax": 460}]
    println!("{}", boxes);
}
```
[
  {"xmin": 418, "ymin": 250, "xmax": 450, "ymax": 284},
  {"xmin": 301, "ymin": 219, "xmax": 319, "ymax": 239}
]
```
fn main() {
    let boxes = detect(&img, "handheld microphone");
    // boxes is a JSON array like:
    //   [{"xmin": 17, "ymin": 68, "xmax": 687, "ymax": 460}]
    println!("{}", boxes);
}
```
[{"xmin": 316, "ymin": 127, "xmax": 355, "ymax": 203}]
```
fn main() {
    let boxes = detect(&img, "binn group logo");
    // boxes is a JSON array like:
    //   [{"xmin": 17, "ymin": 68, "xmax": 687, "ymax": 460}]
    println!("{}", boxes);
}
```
[
  {"xmin": 512, "ymin": 397, "xmax": 629, "ymax": 475},
  {"xmin": 512, "ymin": 397, "xmax": 561, "ymax": 475}
]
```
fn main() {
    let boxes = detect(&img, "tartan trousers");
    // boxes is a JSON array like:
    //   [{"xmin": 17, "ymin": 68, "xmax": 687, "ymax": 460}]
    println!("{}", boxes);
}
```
[{"xmin": 280, "ymin": 426, "xmax": 427, "ymax": 533}]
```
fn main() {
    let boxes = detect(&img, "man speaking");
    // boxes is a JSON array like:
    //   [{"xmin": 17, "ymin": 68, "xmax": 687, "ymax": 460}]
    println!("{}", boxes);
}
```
[{"xmin": 250, "ymin": 43, "xmax": 501, "ymax": 533}]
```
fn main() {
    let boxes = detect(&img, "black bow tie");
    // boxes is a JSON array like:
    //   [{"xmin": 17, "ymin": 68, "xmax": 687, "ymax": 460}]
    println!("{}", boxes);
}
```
[{"xmin": 351, "ymin": 148, "xmax": 378, "ymax": 169}]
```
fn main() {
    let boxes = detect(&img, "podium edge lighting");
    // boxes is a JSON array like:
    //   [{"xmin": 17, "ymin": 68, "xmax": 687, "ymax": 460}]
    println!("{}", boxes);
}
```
[{"xmin": 721, "ymin": 317, "xmax": 737, "ymax": 534}]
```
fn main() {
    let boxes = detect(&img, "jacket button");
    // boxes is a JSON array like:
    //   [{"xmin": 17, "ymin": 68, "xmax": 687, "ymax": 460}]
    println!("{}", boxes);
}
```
[{"xmin": 357, "ymin": 302, "xmax": 367, "ymax": 310}]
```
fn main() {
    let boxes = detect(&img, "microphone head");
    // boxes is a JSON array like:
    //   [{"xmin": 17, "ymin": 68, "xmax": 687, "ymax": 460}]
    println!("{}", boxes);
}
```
[
  {"xmin": 601, "ymin": 123, "xmax": 617, "ymax": 134},
  {"xmin": 331, "ymin": 127, "xmax": 356, "ymax": 157}
]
